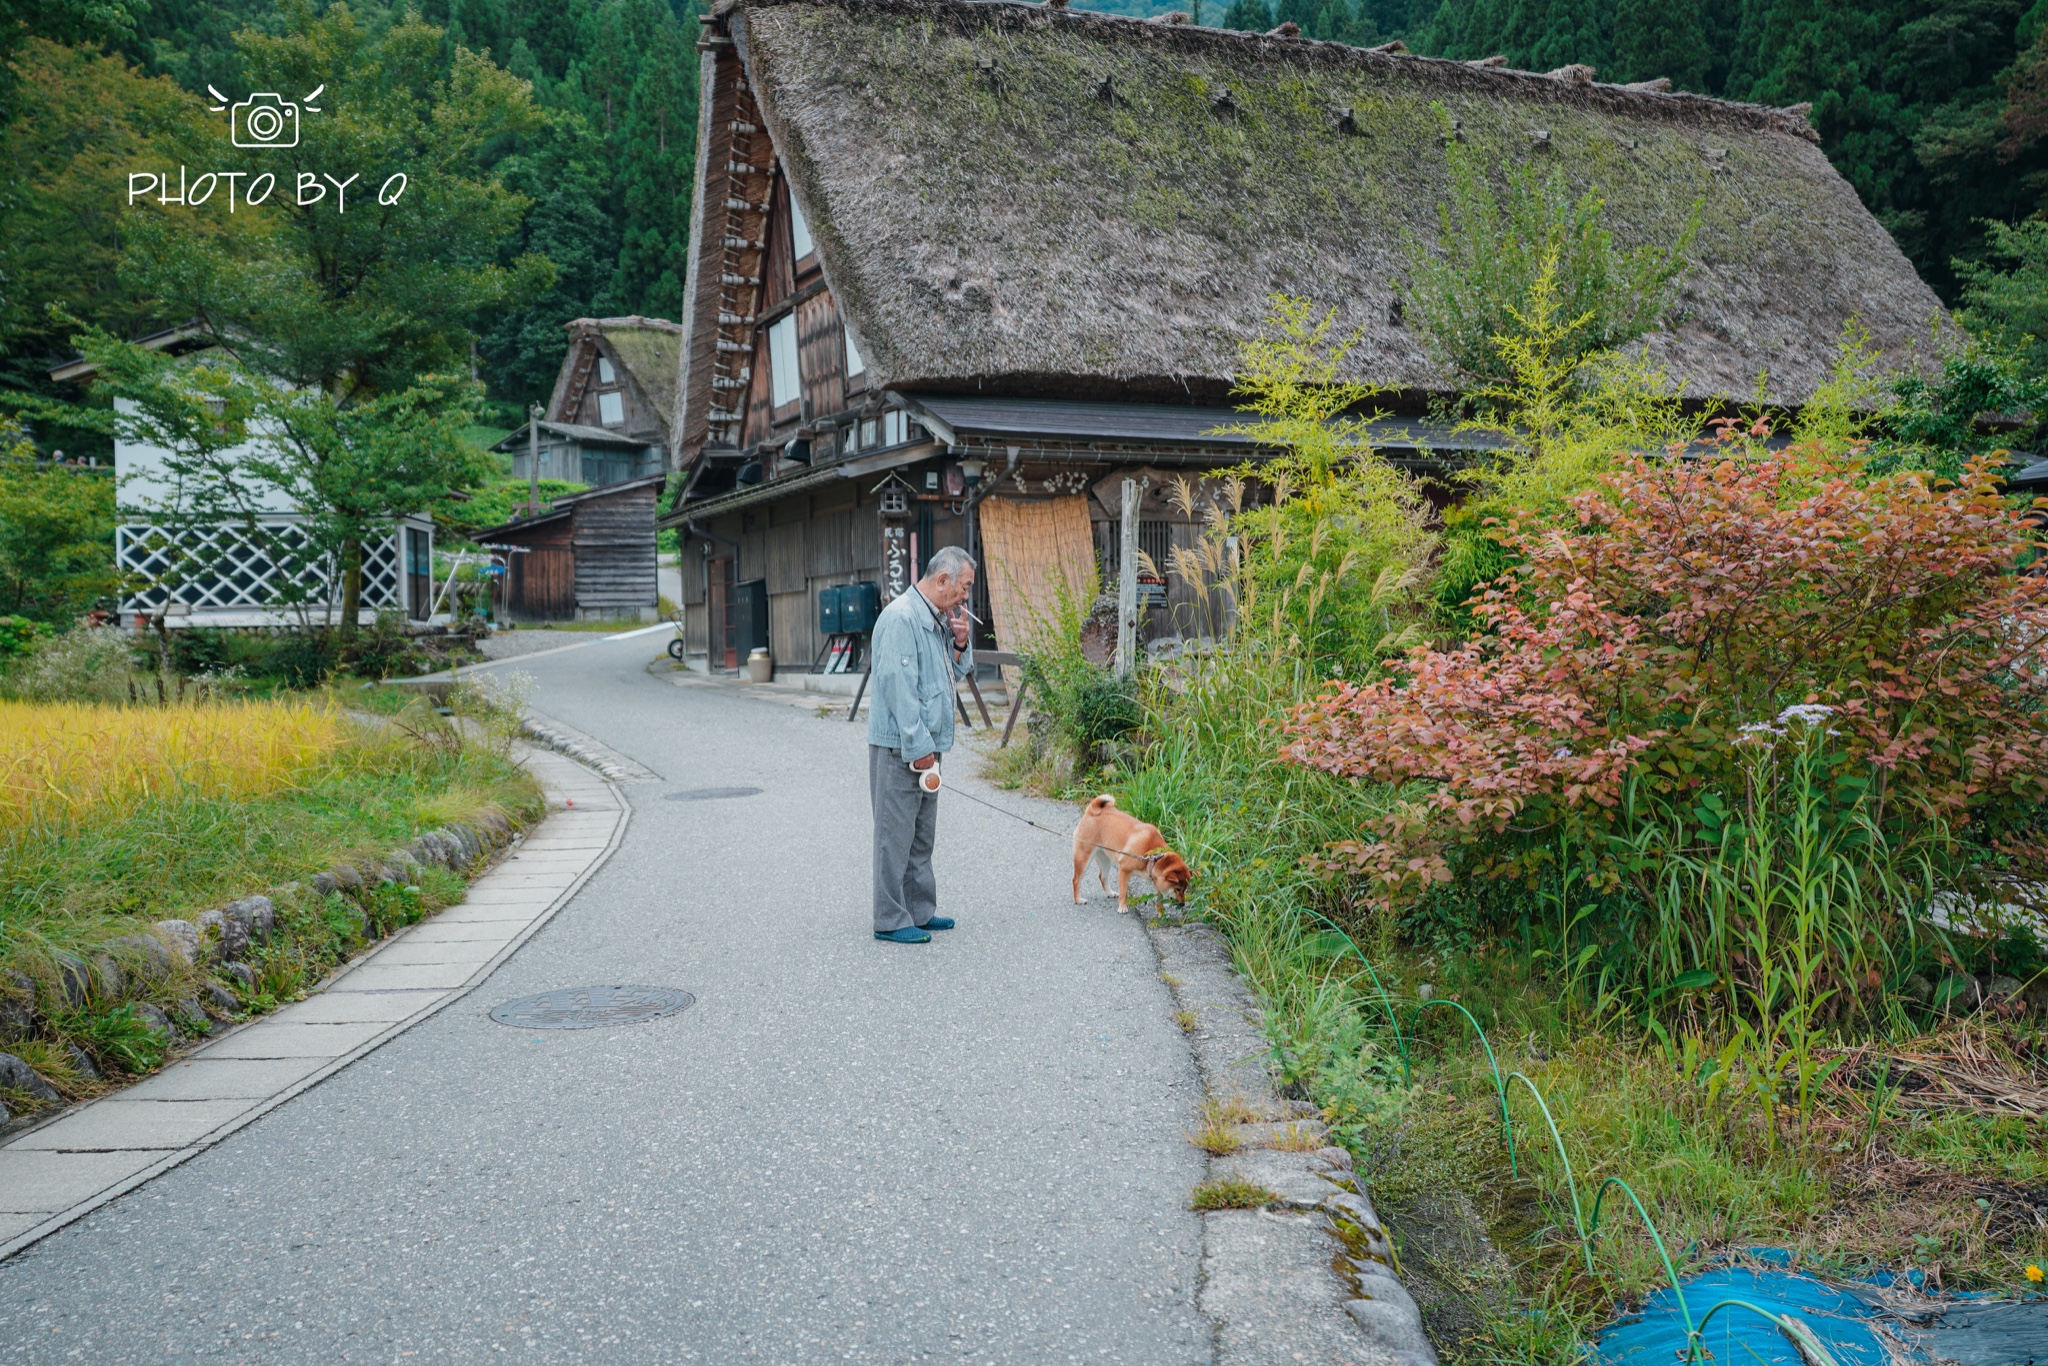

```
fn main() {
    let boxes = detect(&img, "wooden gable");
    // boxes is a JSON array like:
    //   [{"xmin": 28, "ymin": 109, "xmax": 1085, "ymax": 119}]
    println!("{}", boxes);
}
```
[
  {"xmin": 683, "ymin": 40, "xmax": 872, "ymax": 471},
  {"xmin": 738, "ymin": 169, "xmax": 867, "ymax": 455},
  {"xmin": 551, "ymin": 335, "xmax": 654, "ymax": 442}
]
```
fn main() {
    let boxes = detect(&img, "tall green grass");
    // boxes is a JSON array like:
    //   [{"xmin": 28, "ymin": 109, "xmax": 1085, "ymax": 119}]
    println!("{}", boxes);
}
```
[{"xmin": 1096, "ymin": 643, "xmax": 2048, "ymax": 1362}]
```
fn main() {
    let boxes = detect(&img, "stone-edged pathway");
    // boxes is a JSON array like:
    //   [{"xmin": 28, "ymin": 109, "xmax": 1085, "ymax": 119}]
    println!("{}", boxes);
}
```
[
  {"xmin": 1150, "ymin": 922, "xmax": 1438, "ymax": 1366},
  {"xmin": 0, "ymin": 632, "xmax": 1436, "ymax": 1363},
  {"xmin": 0, "ymin": 745, "xmax": 624, "ymax": 1261}
]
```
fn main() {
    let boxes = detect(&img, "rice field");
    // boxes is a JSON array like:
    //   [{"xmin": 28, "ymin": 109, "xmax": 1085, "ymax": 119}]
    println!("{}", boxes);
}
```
[
  {"xmin": 0, "ymin": 691, "xmax": 542, "ymax": 1104},
  {"xmin": 0, "ymin": 699, "xmax": 348, "ymax": 833}
]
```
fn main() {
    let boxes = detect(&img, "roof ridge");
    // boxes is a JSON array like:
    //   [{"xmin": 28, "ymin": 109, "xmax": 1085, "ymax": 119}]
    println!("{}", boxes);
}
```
[
  {"xmin": 714, "ymin": 0, "xmax": 1817, "ymax": 141},
  {"xmin": 568, "ymin": 315, "xmax": 684, "ymax": 332}
]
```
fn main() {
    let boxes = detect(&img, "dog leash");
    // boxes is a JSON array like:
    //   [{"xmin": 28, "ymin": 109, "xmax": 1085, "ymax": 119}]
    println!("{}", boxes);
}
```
[{"xmin": 939, "ymin": 781, "xmax": 1170, "ymax": 864}]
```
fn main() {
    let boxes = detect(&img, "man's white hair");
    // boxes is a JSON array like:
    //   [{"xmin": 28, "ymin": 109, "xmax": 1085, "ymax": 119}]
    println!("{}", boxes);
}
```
[{"xmin": 925, "ymin": 545, "xmax": 976, "ymax": 579}]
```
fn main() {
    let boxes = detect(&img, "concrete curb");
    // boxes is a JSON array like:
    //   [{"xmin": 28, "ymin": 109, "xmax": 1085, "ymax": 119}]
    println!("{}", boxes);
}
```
[
  {"xmin": 520, "ymin": 708, "xmax": 664, "ymax": 783},
  {"xmin": 0, "ymin": 744, "xmax": 629, "ymax": 1262},
  {"xmin": 1146, "ymin": 920, "xmax": 1439, "ymax": 1366}
]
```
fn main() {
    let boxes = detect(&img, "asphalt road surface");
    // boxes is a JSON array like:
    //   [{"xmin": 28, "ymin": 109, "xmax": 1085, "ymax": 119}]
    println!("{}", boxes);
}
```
[{"xmin": 0, "ymin": 636, "xmax": 1213, "ymax": 1363}]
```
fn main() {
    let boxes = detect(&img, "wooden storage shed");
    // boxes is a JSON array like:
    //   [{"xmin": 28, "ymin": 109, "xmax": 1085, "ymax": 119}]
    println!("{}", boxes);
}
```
[{"xmin": 475, "ymin": 475, "xmax": 665, "ymax": 624}]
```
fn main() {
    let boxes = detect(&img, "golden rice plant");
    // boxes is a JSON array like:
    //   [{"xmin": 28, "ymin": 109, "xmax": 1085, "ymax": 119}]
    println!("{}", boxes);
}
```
[{"xmin": 0, "ymin": 699, "xmax": 349, "ymax": 833}]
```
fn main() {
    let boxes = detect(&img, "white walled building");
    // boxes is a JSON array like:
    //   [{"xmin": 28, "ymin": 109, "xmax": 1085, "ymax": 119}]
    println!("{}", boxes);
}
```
[{"xmin": 52, "ymin": 326, "xmax": 436, "ymax": 629}]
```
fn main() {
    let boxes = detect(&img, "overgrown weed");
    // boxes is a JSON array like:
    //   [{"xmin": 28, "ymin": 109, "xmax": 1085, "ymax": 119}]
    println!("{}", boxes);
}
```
[{"xmin": 1191, "ymin": 1175, "xmax": 1277, "ymax": 1211}]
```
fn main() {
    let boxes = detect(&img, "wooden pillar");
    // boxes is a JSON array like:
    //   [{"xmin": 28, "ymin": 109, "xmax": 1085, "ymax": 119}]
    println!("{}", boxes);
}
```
[{"xmin": 1116, "ymin": 477, "xmax": 1138, "ymax": 678}]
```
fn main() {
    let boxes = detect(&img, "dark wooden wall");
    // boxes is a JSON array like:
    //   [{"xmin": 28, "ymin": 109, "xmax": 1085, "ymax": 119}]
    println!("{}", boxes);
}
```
[
  {"xmin": 499, "ymin": 518, "xmax": 575, "ymax": 622},
  {"xmin": 740, "ymin": 174, "xmax": 862, "ymax": 456},
  {"xmin": 681, "ymin": 483, "xmax": 890, "ymax": 669}
]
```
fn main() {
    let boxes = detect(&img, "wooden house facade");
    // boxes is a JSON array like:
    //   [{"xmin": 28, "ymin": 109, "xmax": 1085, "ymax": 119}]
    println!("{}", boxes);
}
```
[
  {"xmin": 474, "ymin": 475, "xmax": 665, "ymax": 623},
  {"xmin": 495, "ymin": 317, "xmax": 681, "ymax": 489},
  {"xmin": 662, "ymin": 0, "xmax": 1943, "ymax": 674}
]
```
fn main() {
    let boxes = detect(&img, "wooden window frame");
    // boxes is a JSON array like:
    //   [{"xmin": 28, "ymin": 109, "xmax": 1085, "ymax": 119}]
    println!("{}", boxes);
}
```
[{"xmin": 767, "ymin": 314, "xmax": 801, "ymax": 416}]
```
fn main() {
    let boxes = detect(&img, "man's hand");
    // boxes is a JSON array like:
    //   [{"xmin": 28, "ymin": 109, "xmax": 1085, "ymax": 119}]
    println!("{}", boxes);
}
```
[
  {"xmin": 949, "ymin": 607, "xmax": 970, "ymax": 650},
  {"xmin": 910, "ymin": 753, "xmax": 938, "ymax": 771}
]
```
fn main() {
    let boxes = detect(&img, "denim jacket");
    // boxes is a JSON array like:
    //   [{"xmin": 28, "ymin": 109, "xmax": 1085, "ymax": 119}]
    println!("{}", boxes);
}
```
[{"xmin": 866, "ymin": 587, "xmax": 975, "ymax": 762}]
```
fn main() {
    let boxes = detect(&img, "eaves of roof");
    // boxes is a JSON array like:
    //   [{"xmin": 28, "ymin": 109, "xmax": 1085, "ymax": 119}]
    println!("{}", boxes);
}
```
[
  {"xmin": 473, "ymin": 474, "xmax": 669, "ymax": 541},
  {"xmin": 659, "ymin": 443, "xmax": 939, "ymax": 527},
  {"xmin": 491, "ymin": 420, "xmax": 662, "ymax": 452},
  {"xmin": 472, "ymin": 509, "xmax": 573, "ymax": 542},
  {"xmin": 899, "ymin": 394, "xmax": 1513, "ymax": 453}
]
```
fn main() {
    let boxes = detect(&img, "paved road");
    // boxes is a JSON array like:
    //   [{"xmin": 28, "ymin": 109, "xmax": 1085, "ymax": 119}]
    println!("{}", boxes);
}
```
[{"xmin": 0, "ymin": 636, "xmax": 1213, "ymax": 1363}]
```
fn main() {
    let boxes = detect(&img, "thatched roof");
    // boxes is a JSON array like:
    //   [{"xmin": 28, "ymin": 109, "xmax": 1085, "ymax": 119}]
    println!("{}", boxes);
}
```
[
  {"xmin": 555, "ymin": 316, "xmax": 682, "ymax": 441},
  {"xmin": 596, "ymin": 318, "xmax": 682, "ymax": 435},
  {"xmin": 719, "ymin": 0, "xmax": 1941, "ymax": 407}
]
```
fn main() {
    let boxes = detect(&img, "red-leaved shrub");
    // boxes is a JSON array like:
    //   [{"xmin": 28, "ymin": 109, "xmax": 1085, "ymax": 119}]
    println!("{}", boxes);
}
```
[{"xmin": 1282, "ymin": 447, "xmax": 2048, "ymax": 902}]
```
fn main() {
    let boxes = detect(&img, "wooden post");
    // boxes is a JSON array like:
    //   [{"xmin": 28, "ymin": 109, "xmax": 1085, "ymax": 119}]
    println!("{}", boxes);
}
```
[
  {"xmin": 1116, "ymin": 477, "xmax": 1139, "ymax": 677},
  {"xmin": 527, "ymin": 402, "xmax": 542, "ymax": 516}
]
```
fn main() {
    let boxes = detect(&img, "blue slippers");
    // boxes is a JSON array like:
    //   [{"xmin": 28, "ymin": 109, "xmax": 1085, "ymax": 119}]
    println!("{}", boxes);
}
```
[
  {"xmin": 874, "ymin": 926, "xmax": 932, "ymax": 944},
  {"xmin": 921, "ymin": 916, "xmax": 955, "ymax": 931}
]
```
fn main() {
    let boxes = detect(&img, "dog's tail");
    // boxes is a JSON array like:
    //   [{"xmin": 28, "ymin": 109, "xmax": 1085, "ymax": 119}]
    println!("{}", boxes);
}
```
[{"xmin": 1086, "ymin": 794, "xmax": 1116, "ymax": 815}]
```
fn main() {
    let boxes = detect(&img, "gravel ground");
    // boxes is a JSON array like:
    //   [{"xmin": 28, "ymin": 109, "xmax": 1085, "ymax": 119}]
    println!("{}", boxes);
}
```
[{"xmin": 0, "ymin": 632, "xmax": 1213, "ymax": 1363}]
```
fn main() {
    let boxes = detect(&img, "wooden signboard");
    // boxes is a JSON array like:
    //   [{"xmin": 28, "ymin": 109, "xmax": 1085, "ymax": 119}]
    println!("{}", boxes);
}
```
[{"xmin": 880, "ymin": 520, "xmax": 911, "ymax": 603}]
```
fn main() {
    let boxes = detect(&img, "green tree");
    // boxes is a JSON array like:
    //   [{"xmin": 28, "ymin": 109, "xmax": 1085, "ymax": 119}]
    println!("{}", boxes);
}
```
[
  {"xmin": 114, "ymin": 3, "xmax": 551, "ymax": 632},
  {"xmin": 114, "ymin": 0, "xmax": 277, "ymax": 103},
  {"xmin": 120, "ymin": 2, "xmax": 554, "ymax": 399},
  {"xmin": 0, "ymin": 419, "xmax": 118, "ymax": 623},
  {"xmin": 0, "ymin": 41, "xmax": 218, "ymax": 393},
  {"xmin": 1212, "ymin": 297, "xmax": 1437, "ymax": 679},
  {"xmin": 1401, "ymin": 126, "xmax": 1699, "ymax": 383},
  {"xmin": 1425, "ymin": 0, "xmax": 1610, "ymax": 73},
  {"xmin": 243, "ymin": 371, "xmax": 495, "ymax": 629},
  {"xmin": 0, "ymin": 0, "xmax": 139, "ymax": 119},
  {"xmin": 1957, "ymin": 217, "xmax": 2048, "ymax": 374},
  {"xmin": 610, "ymin": 7, "xmax": 698, "ymax": 316},
  {"xmin": 1610, "ymin": 0, "xmax": 1708, "ymax": 88},
  {"xmin": 1220, "ymin": 0, "xmax": 1273, "ymax": 28},
  {"xmin": 476, "ymin": 109, "xmax": 622, "ymax": 402}
]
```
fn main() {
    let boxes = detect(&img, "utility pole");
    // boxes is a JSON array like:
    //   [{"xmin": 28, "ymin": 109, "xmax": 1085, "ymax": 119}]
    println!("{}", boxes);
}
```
[
  {"xmin": 1116, "ymin": 477, "xmax": 1138, "ymax": 678},
  {"xmin": 527, "ymin": 402, "xmax": 542, "ymax": 516}
]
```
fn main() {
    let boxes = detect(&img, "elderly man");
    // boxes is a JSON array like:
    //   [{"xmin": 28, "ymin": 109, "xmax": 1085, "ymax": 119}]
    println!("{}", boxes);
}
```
[{"xmin": 866, "ymin": 545, "xmax": 977, "ymax": 944}]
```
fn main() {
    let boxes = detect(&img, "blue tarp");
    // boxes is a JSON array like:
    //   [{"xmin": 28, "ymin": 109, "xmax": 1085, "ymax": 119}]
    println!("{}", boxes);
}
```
[{"xmin": 1598, "ymin": 1255, "xmax": 2048, "ymax": 1366}]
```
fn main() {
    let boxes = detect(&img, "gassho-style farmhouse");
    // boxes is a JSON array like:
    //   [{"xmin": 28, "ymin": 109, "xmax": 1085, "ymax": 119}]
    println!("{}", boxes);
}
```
[{"xmin": 656, "ymin": 0, "xmax": 1939, "ymax": 674}]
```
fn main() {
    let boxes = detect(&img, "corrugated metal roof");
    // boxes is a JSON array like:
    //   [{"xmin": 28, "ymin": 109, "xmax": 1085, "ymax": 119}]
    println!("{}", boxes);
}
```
[
  {"xmin": 491, "ymin": 420, "xmax": 657, "ymax": 452},
  {"xmin": 472, "ymin": 474, "xmax": 667, "ymax": 542},
  {"xmin": 899, "ymin": 395, "xmax": 1510, "ymax": 453},
  {"xmin": 2006, "ymin": 456, "xmax": 2048, "ymax": 488}
]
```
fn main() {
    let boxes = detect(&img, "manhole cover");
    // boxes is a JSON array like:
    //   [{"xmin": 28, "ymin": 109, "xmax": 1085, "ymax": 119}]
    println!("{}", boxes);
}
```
[
  {"xmin": 665, "ymin": 786, "xmax": 762, "ymax": 801},
  {"xmin": 488, "ymin": 985, "xmax": 696, "ymax": 1030}
]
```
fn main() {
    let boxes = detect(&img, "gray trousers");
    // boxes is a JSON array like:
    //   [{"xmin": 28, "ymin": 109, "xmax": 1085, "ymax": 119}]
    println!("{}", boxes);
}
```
[{"xmin": 870, "ymin": 744, "xmax": 939, "ymax": 932}]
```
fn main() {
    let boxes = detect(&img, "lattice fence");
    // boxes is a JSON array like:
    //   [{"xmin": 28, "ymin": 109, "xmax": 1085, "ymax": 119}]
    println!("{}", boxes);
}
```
[{"xmin": 116, "ymin": 518, "xmax": 402, "ymax": 612}]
